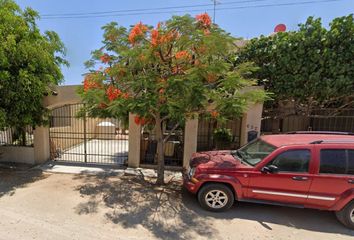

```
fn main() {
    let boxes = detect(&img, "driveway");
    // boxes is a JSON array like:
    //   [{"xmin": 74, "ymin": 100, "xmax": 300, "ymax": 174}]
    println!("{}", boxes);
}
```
[
  {"xmin": 54, "ymin": 139, "xmax": 128, "ymax": 165},
  {"xmin": 0, "ymin": 168, "xmax": 353, "ymax": 240}
]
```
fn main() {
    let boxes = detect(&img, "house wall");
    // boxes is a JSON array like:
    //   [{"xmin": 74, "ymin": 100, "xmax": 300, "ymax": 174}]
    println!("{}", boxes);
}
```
[
  {"xmin": 183, "ymin": 117, "xmax": 198, "ymax": 168},
  {"xmin": 0, "ymin": 146, "xmax": 35, "ymax": 164},
  {"xmin": 0, "ymin": 127, "xmax": 50, "ymax": 165},
  {"xmin": 240, "ymin": 103, "xmax": 263, "ymax": 145},
  {"xmin": 128, "ymin": 113, "xmax": 141, "ymax": 168},
  {"xmin": 34, "ymin": 127, "xmax": 50, "ymax": 164},
  {"xmin": 43, "ymin": 85, "xmax": 82, "ymax": 109}
]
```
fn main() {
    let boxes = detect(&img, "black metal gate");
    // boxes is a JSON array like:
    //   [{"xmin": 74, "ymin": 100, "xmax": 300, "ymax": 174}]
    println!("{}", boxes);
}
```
[
  {"xmin": 197, "ymin": 117, "xmax": 242, "ymax": 151},
  {"xmin": 140, "ymin": 121, "xmax": 184, "ymax": 167},
  {"xmin": 49, "ymin": 103, "xmax": 128, "ymax": 165}
]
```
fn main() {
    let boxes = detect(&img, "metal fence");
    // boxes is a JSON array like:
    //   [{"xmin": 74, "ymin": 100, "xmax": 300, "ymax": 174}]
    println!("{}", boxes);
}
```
[
  {"xmin": 0, "ymin": 126, "xmax": 34, "ymax": 147},
  {"xmin": 49, "ymin": 103, "xmax": 128, "ymax": 165},
  {"xmin": 140, "ymin": 122, "xmax": 184, "ymax": 167},
  {"xmin": 197, "ymin": 117, "xmax": 242, "ymax": 151},
  {"xmin": 261, "ymin": 108, "xmax": 354, "ymax": 134}
]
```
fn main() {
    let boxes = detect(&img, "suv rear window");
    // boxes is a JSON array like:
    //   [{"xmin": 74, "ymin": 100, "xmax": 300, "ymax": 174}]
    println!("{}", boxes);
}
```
[{"xmin": 320, "ymin": 149, "xmax": 354, "ymax": 175}]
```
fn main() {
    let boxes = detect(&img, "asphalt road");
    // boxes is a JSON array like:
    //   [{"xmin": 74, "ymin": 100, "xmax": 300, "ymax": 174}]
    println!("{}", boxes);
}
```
[{"xmin": 0, "ymin": 168, "xmax": 353, "ymax": 240}]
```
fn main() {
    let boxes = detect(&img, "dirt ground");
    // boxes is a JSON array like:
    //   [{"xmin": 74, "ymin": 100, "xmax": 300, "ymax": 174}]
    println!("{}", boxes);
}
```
[{"xmin": 0, "ymin": 168, "xmax": 353, "ymax": 240}]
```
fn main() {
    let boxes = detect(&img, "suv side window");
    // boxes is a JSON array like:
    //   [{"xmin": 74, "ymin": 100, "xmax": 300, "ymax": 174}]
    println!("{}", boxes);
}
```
[
  {"xmin": 267, "ymin": 149, "xmax": 311, "ymax": 172},
  {"xmin": 348, "ymin": 150, "xmax": 354, "ymax": 175},
  {"xmin": 320, "ymin": 149, "xmax": 354, "ymax": 175}
]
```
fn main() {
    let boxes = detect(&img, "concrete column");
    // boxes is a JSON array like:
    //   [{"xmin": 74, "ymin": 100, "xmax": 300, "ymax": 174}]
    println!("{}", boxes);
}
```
[
  {"xmin": 183, "ymin": 117, "xmax": 198, "ymax": 169},
  {"xmin": 33, "ymin": 126, "xmax": 50, "ymax": 164},
  {"xmin": 240, "ymin": 103, "xmax": 263, "ymax": 146},
  {"xmin": 128, "ymin": 113, "xmax": 142, "ymax": 168},
  {"xmin": 240, "ymin": 113, "xmax": 248, "ymax": 146}
]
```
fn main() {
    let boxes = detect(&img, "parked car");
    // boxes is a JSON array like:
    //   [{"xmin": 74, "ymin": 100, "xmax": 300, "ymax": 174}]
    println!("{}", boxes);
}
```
[{"xmin": 184, "ymin": 131, "xmax": 354, "ymax": 229}]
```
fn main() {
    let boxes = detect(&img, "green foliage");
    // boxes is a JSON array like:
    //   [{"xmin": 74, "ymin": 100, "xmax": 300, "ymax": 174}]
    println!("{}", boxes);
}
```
[
  {"xmin": 79, "ymin": 13, "xmax": 267, "ymax": 183},
  {"xmin": 0, "ymin": 0, "xmax": 68, "ymax": 132},
  {"xmin": 213, "ymin": 128, "xmax": 232, "ymax": 143},
  {"xmin": 0, "ymin": 109, "xmax": 5, "ymax": 129},
  {"xmin": 238, "ymin": 15, "xmax": 354, "ymax": 114},
  {"xmin": 79, "ymin": 14, "xmax": 267, "ymax": 124}
]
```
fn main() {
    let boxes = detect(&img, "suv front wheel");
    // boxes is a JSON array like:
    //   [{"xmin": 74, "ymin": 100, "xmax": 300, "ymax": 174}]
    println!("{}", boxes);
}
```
[
  {"xmin": 335, "ymin": 201, "xmax": 354, "ymax": 229},
  {"xmin": 198, "ymin": 183, "xmax": 234, "ymax": 212}
]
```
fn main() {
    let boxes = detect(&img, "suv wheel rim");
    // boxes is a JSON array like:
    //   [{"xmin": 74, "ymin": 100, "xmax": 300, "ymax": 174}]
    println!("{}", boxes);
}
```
[
  {"xmin": 205, "ymin": 190, "xmax": 228, "ymax": 209},
  {"xmin": 351, "ymin": 208, "xmax": 354, "ymax": 223}
]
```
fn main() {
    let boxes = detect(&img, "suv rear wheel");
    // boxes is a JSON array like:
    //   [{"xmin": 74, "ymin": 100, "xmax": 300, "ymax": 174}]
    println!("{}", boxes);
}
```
[
  {"xmin": 198, "ymin": 183, "xmax": 234, "ymax": 212},
  {"xmin": 335, "ymin": 201, "xmax": 354, "ymax": 229}
]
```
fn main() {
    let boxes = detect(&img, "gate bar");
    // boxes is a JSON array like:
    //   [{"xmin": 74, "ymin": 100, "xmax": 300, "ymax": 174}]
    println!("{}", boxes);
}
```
[{"xmin": 83, "ymin": 106, "xmax": 87, "ymax": 163}]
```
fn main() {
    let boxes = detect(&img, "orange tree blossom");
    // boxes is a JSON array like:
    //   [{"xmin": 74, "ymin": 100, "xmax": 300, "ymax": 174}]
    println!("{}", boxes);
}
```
[{"xmin": 78, "ymin": 13, "xmax": 267, "ymax": 184}]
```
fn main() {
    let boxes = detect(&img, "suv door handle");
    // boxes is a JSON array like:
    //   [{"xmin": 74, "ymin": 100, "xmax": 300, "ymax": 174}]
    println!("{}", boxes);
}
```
[
  {"xmin": 292, "ymin": 176, "xmax": 309, "ymax": 181},
  {"xmin": 348, "ymin": 179, "xmax": 354, "ymax": 184}
]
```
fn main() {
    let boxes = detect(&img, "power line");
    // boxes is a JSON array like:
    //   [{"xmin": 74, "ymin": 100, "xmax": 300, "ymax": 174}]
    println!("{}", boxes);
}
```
[
  {"xmin": 41, "ymin": 0, "xmax": 342, "ymax": 20},
  {"xmin": 41, "ymin": 0, "xmax": 342, "ymax": 19},
  {"xmin": 40, "ymin": 0, "xmax": 272, "ymax": 17}
]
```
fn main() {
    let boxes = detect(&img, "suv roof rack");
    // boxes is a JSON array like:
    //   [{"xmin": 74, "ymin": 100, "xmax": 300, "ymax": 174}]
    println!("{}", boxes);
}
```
[
  {"xmin": 287, "ymin": 131, "xmax": 354, "ymax": 136},
  {"xmin": 310, "ymin": 140, "xmax": 354, "ymax": 144}
]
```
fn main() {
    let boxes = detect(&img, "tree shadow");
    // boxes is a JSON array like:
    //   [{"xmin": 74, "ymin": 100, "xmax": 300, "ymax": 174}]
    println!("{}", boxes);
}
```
[
  {"xmin": 74, "ymin": 171, "xmax": 354, "ymax": 238},
  {"xmin": 0, "ymin": 164, "xmax": 47, "ymax": 198},
  {"xmin": 236, "ymin": 202, "xmax": 354, "ymax": 236},
  {"xmin": 182, "ymin": 196, "xmax": 354, "ymax": 237},
  {"xmin": 73, "ymin": 172, "xmax": 219, "ymax": 240}
]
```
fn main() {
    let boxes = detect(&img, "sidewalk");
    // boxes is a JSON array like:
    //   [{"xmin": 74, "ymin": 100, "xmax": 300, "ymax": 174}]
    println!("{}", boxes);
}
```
[{"xmin": 36, "ymin": 161, "xmax": 182, "ymax": 181}]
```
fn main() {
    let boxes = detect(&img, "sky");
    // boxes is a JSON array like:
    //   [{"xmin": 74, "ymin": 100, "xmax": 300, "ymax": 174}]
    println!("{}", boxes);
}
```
[{"xmin": 16, "ymin": 0, "xmax": 354, "ymax": 86}]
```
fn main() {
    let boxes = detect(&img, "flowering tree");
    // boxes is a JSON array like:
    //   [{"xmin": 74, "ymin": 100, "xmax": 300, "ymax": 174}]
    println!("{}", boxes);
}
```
[{"xmin": 79, "ymin": 13, "xmax": 266, "ymax": 184}]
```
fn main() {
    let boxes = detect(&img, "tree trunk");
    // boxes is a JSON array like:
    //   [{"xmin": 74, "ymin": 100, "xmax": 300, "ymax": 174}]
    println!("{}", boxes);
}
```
[
  {"xmin": 20, "ymin": 127, "xmax": 27, "ymax": 146},
  {"xmin": 155, "ymin": 116, "xmax": 165, "ymax": 185},
  {"xmin": 13, "ymin": 127, "xmax": 27, "ymax": 146}
]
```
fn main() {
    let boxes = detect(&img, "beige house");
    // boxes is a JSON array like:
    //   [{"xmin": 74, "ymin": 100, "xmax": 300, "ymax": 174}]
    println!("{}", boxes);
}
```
[{"xmin": 0, "ymin": 85, "xmax": 263, "ymax": 169}]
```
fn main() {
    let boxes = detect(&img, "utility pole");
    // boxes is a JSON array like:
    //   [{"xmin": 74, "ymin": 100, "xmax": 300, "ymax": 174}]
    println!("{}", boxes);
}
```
[{"xmin": 211, "ymin": 0, "xmax": 220, "ymax": 24}]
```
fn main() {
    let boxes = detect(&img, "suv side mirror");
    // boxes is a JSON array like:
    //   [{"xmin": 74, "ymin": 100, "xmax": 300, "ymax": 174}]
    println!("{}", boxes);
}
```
[{"xmin": 261, "ymin": 165, "xmax": 279, "ymax": 174}]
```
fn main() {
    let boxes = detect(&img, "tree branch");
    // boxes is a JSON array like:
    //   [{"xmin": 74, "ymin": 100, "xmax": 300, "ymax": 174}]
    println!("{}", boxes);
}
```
[
  {"xmin": 161, "ymin": 115, "xmax": 169, "ymax": 121},
  {"xmin": 150, "ymin": 111, "xmax": 156, "ymax": 118},
  {"xmin": 163, "ymin": 122, "xmax": 180, "ymax": 143},
  {"xmin": 158, "ymin": 49, "xmax": 166, "ymax": 62},
  {"xmin": 166, "ymin": 44, "xmax": 173, "ymax": 58}
]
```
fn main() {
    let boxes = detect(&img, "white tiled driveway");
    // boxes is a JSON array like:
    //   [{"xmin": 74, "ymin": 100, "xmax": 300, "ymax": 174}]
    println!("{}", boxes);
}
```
[{"xmin": 54, "ymin": 139, "xmax": 128, "ymax": 165}]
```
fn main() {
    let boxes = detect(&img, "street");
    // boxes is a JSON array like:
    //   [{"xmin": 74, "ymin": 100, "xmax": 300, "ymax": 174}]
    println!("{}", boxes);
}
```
[{"xmin": 0, "ymin": 168, "xmax": 353, "ymax": 240}]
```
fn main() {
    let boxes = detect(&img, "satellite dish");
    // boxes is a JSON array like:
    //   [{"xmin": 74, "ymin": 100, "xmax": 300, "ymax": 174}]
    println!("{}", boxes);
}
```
[{"xmin": 274, "ymin": 24, "xmax": 286, "ymax": 33}]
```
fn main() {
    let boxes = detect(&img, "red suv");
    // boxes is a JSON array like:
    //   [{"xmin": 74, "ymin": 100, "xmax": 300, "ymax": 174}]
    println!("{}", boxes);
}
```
[{"xmin": 184, "ymin": 131, "xmax": 354, "ymax": 229}]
